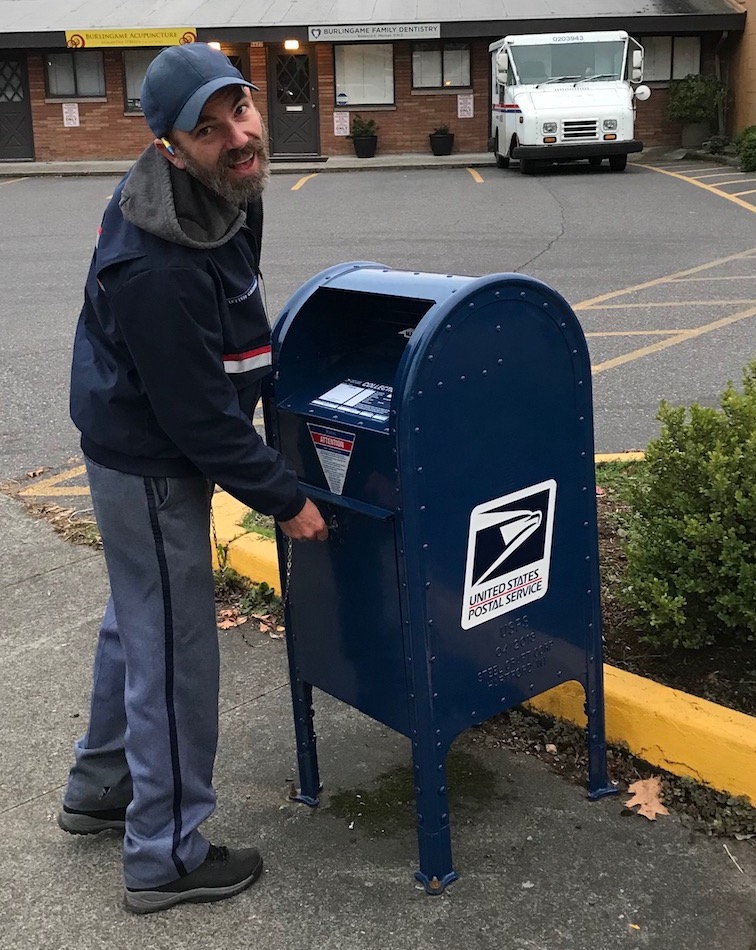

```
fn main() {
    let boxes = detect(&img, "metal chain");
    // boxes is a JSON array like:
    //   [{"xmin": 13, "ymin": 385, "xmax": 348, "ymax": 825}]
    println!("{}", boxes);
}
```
[{"xmin": 282, "ymin": 536, "xmax": 293, "ymax": 609}]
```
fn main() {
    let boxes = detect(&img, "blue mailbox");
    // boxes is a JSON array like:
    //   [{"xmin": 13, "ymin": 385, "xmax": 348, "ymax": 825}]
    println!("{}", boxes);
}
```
[{"xmin": 263, "ymin": 263, "xmax": 615, "ymax": 894}]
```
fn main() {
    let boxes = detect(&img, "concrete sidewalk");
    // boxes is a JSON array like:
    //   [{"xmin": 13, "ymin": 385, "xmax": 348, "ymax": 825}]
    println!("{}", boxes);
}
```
[
  {"xmin": 0, "ymin": 146, "xmax": 737, "ymax": 179},
  {"xmin": 2, "ymin": 491, "xmax": 756, "ymax": 949}
]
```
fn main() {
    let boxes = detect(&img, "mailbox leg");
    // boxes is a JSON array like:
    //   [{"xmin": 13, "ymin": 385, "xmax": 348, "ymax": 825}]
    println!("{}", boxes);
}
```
[
  {"xmin": 288, "ymin": 676, "xmax": 321, "ymax": 806},
  {"xmin": 584, "ymin": 666, "xmax": 618, "ymax": 801},
  {"xmin": 412, "ymin": 743, "xmax": 459, "ymax": 895}
]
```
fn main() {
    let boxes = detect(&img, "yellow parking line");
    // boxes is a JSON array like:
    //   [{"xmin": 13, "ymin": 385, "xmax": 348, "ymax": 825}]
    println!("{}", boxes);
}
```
[
  {"xmin": 574, "ymin": 246, "xmax": 756, "ymax": 310},
  {"xmin": 0, "ymin": 177, "xmax": 28, "ymax": 186},
  {"xmin": 644, "ymin": 165, "xmax": 756, "ymax": 214},
  {"xmin": 585, "ymin": 330, "xmax": 683, "ymax": 336},
  {"xmin": 732, "ymin": 189, "xmax": 756, "ymax": 197},
  {"xmin": 585, "ymin": 300, "xmax": 755, "ymax": 309},
  {"xmin": 291, "ymin": 174, "xmax": 318, "ymax": 191},
  {"xmin": 18, "ymin": 464, "xmax": 89, "ymax": 497},
  {"xmin": 671, "ymin": 275, "xmax": 756, "ymax": 281},
  {"xmin": 591, "ymin": 304, "xmax": 756, "ymax": 376},
  {"xmin": 466, "ymin": 167, "xmax": 484, "ymax": 183}
]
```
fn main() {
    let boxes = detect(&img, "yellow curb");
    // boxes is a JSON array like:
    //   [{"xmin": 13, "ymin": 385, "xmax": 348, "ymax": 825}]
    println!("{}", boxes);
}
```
[
  {"xmin": 528, "ymin": 670, "xmax": 756, "ymax": 805},
  {"xmin": 595, "ymin": 452, "xmax": 645, "ymax": 462},
  {"xmin": 211, "ymin": 492, "xmax": 280, "ymax": 590},
  {"xmin": 211, "ymin": 490, "xmax": 756, "ymax": 805}
]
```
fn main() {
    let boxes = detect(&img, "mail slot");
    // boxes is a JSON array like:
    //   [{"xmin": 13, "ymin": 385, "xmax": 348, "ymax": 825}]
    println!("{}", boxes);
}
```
[{"xmin": 263, "ymin": 262, "xmax": 615, "ymax": 893}]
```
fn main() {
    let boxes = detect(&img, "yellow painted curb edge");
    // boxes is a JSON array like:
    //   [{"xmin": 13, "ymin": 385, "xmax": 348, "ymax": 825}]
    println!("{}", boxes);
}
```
[{"xmin": 211, "ymin": 491, "xmax": 756, "ymax": 805}]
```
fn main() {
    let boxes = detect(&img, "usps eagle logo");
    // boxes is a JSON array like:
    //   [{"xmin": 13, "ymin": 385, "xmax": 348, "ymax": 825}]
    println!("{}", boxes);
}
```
[{"xmin": 461, "ymin": 480, "xmax": 557, "ymax": 629}]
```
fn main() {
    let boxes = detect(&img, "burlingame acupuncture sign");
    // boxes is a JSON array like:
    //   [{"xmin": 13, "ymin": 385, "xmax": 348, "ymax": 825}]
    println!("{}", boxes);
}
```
[
  {"xmin": 308, "ymin": 24, "xmax": 440, "ymax": 42},
  {"xmin": 65, "ymin": 28, "xmax": 197, "ymax": 48}
]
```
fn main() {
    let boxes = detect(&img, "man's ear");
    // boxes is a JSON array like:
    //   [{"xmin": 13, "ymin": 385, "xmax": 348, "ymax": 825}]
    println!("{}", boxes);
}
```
[{"xmin": 154, "ymin": 137, "xmax": 186, "ymax": 170}]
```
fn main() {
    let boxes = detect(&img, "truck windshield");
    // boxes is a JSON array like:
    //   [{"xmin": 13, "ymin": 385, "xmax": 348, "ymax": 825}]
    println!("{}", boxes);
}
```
[{"xmin": 509, "ymin": 41, "xmax": 625, "ymax": 85}]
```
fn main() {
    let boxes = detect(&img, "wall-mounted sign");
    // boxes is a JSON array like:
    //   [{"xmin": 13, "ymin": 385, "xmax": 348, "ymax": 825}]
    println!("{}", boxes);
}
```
[
  {"xmin": 333, "ymin": 111, "xmax": 350, "ymax": 136},
  {"xmin": 457, "ymin": 94, "xmax": 474, "ymax": 119},
  {"xmin": 65, "ymin": 28, "xmax": 197, "ymax": 48},
  {"xmin": 308, "ymin": 23, "xmax": 440, "ymax": 42},
  {"xmin": 62, "ymin": 103, "xmax": 80, "ymax": 128}
]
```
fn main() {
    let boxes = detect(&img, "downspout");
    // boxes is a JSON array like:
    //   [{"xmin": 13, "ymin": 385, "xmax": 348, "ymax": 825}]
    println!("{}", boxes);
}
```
[{"xmin": 714, "ymin": 30, "xmax": 728, "ymax": 136}]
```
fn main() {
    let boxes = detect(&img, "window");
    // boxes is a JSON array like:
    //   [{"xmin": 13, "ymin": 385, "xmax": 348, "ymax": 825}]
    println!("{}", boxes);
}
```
[
  {"xmin": 334, "ymin": 44, "xmax": 394, "ymax": 106},
  {"xmin": 46, "ymin": 51, "xmax": 105, "ymax": 98},
  {"xmin": 412, "ymin": 42, "xmax": 471, "ymax": 89},
  {"xmin": 639, "ymin": 36, "xmax": 701, "ymax": 82},
  {"xmin": 123, "ymin": 49, "xmax": 160, "ymax": 112}
]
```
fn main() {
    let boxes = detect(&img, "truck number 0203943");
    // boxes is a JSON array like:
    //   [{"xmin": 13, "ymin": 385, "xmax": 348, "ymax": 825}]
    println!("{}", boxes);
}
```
[{"xmin": 552, "ymin": 34, "xmax": 584, "ymax": 42}]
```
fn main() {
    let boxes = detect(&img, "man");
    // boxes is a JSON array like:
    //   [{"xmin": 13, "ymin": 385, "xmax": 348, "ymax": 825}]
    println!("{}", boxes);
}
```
[{"xmin": 59, "ymin": 43, "xmax": 328, "ymax": 915}]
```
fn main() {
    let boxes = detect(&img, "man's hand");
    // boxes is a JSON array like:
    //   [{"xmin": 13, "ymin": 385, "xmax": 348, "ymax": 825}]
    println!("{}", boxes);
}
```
[{"xmin": 278, "ymin": 498, "xmax": 329, "ymax": 541}]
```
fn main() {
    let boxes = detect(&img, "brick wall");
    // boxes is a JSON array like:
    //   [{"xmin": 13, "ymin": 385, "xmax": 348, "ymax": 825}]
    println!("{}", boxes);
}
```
[
  {"xmin": 29, "ymin": 50, "xmax": 154, "ymax": 161},
  {"xmin": 316, "ymin": 40, "xmax": 491, "ymax": 156}
]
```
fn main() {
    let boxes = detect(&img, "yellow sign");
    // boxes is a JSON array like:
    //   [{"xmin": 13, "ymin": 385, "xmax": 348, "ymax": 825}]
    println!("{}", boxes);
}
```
[{"xmin": 65, "ymin": 28, "xmax": 197, "ymax": 49}]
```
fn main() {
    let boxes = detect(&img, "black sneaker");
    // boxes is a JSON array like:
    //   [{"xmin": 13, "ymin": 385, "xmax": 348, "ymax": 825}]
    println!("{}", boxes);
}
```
[
  {"xmin": 58, "ymin": 804, "xmax": 127, "ymax": 835},
  {"xmin": 124, "ymin": 844, "xmax": 263, "ymax": 914}
]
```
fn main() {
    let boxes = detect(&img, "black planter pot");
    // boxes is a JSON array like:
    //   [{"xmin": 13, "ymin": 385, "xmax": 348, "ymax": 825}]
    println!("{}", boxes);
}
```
[
  {"xmin": 429, "ymin": 132, "xmax": 454, "ymax": 156},
  {"xmin": 352, "ymin": 135, "xmax": 378, "ymax": 158}
]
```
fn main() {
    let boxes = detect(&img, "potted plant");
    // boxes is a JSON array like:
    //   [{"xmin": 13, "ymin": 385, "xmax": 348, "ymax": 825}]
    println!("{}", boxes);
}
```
[
  {"xmin": 665, "ymin": 73, "xmax": 728, "ymax": 149},
  {"xmin": 347, "ymin": 114, "xmax": 378, "ymax": 158},
  {"xmin": 429, "ymin": 124, "xmax": 454, "ymax": 156}
]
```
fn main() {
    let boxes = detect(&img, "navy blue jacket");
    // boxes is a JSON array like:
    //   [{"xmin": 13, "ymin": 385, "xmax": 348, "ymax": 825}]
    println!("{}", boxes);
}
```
[{"xmin": 70, "ymin": 146, "xmax": 305, "ymax": 521}]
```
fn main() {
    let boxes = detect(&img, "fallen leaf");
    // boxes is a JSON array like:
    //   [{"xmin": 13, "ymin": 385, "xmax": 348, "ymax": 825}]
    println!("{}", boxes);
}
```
[
  {"xmin": 595, "ymin": 485, "xmax": 606, "ymax": 496},
  {"xmin": 217, "ymin": 608, "xmax": 248, "ymax": 629},
  {"xmin": 276, "ymin": 625, "xmax": 285, "ymax": 632},
  {"xmin": 268, "ymin": 629, "xmax": 284, "ymax": 639},
  {"xmin": 545, "ymin": 743, "xmax": 557, "ymax": 754},
  {"xmin": 629, "ymin": 924, "xmax": 641, "ymax": 931},
  {"xmin": 26, "ymin": 467, "xmax": 48, "ymax": 478},
  {"xmin": 625, "ymin": 776, "xmax": 669, "ymax": 821}
]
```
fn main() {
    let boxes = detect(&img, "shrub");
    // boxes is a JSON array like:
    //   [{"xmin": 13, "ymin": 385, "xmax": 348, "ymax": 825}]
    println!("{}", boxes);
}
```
[
  {"xmin": 348, "ymin": 114, "xmax": 378, "ymax": 138},
  {"xmin": 702, "ymin": 133, "xmax": 729, "ymax": 155},
  {"xmin": 665, "ymin": 73, "xmax": 727, "ymax": 124},
  {"xmin": 736, "ymin": 125, "xmax": 756, "ymax": 172},
  {"xmin": 431, "ymin": 125, "xmax": 451, "ymax": 135},
  {"xmin": 619, "ymin": 362, "xmax": 756, "ymax": 650}
]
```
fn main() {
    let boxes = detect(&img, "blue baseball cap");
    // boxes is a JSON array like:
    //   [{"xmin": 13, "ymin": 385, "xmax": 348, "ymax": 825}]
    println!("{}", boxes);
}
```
[{"xmin": 140, "ymin": 43, "xmax": 259, "ymax": 138}]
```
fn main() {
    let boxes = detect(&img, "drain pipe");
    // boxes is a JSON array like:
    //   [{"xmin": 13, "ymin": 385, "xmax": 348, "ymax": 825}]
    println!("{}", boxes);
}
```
[{"xmin": 714, "ymin": 30, "xmax": 729, "ymax": 136}]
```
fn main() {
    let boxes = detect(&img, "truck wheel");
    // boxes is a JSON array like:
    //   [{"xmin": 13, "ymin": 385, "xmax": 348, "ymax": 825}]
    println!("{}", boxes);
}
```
[
  {"xmin": 520, "ymin": 159, "xmax": 536, "ymax": 175},
  {"xmin": 495, "ymin": 135, "xmax": 510, "ymax": 168},
  {"xmin": 589, "ymin": 157, "xmax": 603, "ymax": 167},
  {"xmin": 609, "ymin": 154, "xmax": 628, "ymax": 172}
]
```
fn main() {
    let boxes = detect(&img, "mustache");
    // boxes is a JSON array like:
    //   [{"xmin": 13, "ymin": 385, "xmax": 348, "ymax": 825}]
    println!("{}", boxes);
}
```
[{"xmin": 225, "ymin": 140, "xmax": 268, "ymax": 167}]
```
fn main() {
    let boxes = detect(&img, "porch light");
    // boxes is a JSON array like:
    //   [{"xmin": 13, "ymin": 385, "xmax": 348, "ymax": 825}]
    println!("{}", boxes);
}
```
[
  {"xmin": 284, "ymin": 39, "xmax": 300, "ymax": 50},
  {"xmin": 207, "ymin": 42, "xmax": 222, "ymax": 50}
]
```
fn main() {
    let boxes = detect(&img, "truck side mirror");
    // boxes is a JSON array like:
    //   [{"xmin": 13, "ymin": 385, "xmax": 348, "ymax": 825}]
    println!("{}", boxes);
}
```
[
  {"xmin": 631, "ymin": 49, "xmax": 643, "ymax": 82},
  {"xmin": 634, "ymin": 84, "xmax": 651, "ymax": 101},
  {"xmin": 495, "ymin": 50, "xmax": 509, "ymax": 85}
]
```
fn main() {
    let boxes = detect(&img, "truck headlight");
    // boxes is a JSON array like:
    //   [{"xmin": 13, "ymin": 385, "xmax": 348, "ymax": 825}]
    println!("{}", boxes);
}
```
[
  {"xmin": 542, "ymin": 122, "xmax": 557, "ymax": 134},
  {"xmin": 603, "ymin": 119, "xmax": 618, "ymax": 131}
]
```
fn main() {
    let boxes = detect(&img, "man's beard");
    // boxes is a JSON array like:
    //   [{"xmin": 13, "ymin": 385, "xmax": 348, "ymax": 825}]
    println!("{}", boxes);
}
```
[{"xmin": 177, "ymin": 137, "xmax": 270, "ymax": 204}]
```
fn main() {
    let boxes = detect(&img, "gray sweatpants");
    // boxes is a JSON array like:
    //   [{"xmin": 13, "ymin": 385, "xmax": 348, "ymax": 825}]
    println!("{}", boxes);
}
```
[{"xmin": 63, "ymin": 457, "xmax": 219, "ymax": 889}]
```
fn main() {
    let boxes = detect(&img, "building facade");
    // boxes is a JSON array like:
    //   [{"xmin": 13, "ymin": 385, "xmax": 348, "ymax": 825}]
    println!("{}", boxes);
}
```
[{"xmin": 0, "ymin": 1, "xmax": 748, "ymax": 163}]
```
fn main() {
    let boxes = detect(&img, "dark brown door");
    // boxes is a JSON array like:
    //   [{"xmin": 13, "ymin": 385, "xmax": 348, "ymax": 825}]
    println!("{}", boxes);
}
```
[
  {"xmin": 0, "ymin": 52, "xmax": 34, "ymax": 161},
  {"xmin": 268, "ymin": 49, "xmax": 319, "ymax": 157}
]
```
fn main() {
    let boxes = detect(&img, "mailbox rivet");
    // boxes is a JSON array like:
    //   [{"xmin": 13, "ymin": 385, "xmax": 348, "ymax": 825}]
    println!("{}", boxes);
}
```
[
  {"xmin": 446, "ymin": 324, "xmax": 452, "ymax": 331},
  {"xmin": 428, "ymin": 619, "xmax": 434, "ymax": 626},
  {"xmin": 460, "ymin": 375, "xmax": 466, "ymax": 382},
  {"xmin": 469, "ymin": 303, "xmax": 475, "ymax": 309},
  {"xmin": 425, "ymin": 582, "xmax": 431, "ymax": 589},
  {"xmin": 414, "ymin": 427, "xmax": 421, "ymax": 433},
  {"xmin": 578, "ymin": 380, "xmax": 583, "ymax": 386},
  {"xmin": 417, "ymin": 466, "xmax": 423, "ymax": 472},
  {"xmin": 420, "ymin": 505, "xmax": 426, "ymax": 512},
  {"xmin": 572, "ymin": 349, "xmax": 578, "ymax": 354},
  {"xmin": 427, "ymin": 355, "xmax": 434, "ymax": 362},
  {"xmin": 584, "ymin": 522, "xmax": 589, "ymax": 527},
  {"xmin": 433, "ymin": 692, "xmax": 438, "ymax": 699},
  {"xmin": 561, "ymin": 322, "xmax": 566, "ymax": 327},
  {"xmin": 438, "ymin": 765, "xmax": 443, "ymax": 771},
  {"xmin": 437, "ymin": 381, "xmax": 443, "ymax": 388},
  {"xmin": 441, "ymin": 813, "xmax": 448, "ymax": 820},
  {"xmin": 439, "ymin": 786, "xmax": 447, "ymax": 794},
  {"xmin": 587, "ymin": 589, "xmax": 592, "ymax": 595},
  {"xmin": 498, "ymin": 359, "xmax": 503, "ymax": 365},
  {"xmin": 482, "ymin": 370, "xmax": 488, "ymax": 376},
  {"xmin": 423, "ymin": 543, "xmax": 429, "ymax": 550},
  {"xmin": 558, "ymin": 671, "xmax": 562, "ymax": 677},
  {"xmin": 496, "ymin": 325, "xmax": 502, "ymax": 332},
  {"xmin": 579, "ymin": 415, "xmax": 585, "ymax": 421},
  {"xmin": 431, "ymin": 656, "xmax": 437, "ymax": 663},
  {"xmin": 417, "ymin": 390, "xmax": 424, "ymax": 396}
]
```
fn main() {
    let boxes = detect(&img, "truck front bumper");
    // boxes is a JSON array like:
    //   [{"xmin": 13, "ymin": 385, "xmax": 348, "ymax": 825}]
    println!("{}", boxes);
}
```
[{"xmin": 512, "ymin": 140, "xmax": 643, "ymax": 160}]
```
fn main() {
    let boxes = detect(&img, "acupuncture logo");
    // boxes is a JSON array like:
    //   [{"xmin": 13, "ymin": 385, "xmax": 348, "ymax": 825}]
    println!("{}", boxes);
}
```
[{"xmin": 461, "ymin": 480, "xmax": 557, "ymax": 629}]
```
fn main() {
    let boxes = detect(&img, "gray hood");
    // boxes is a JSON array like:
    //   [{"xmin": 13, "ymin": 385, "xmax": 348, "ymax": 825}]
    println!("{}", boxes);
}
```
[{"xmin": 119, "ymin": 145, "xmax": 246, "ymax": 249}]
